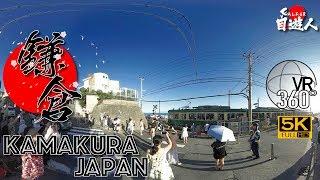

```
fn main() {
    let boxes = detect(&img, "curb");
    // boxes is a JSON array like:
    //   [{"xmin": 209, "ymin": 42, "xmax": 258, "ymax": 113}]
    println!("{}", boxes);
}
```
[{"xmin": 306, "ymin": 141, "xmax": 317, "ymax": 180}]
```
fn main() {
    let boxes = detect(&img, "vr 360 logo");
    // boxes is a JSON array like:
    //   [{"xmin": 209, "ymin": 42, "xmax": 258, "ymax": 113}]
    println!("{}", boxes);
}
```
[
  {"xmin": 278, "ymin": 116, "xmax": 312, "ymax": 139},
  {"xmin": 277, "ymin": 76, "xmax": 317, "ymax": 109},
  {"xmin": 266, "ymin": 60, "xmax": 317, "ymax": 109}
]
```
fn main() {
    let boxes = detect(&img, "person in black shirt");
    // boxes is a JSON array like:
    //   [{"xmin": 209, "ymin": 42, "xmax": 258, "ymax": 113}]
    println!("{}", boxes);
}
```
[
  {"xmin": 211, "ymin": 139, "xmax": 227, "ymax": 170},
  {"xmin": 249, "ymin": 123, "xmax": 261, "ymax": 159}
]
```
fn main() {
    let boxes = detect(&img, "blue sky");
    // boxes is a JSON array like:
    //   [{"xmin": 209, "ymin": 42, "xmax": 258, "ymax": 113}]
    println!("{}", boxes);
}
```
[{"xmin": 1, "ymin": 0, "xmax": 320, "ymax": 113}]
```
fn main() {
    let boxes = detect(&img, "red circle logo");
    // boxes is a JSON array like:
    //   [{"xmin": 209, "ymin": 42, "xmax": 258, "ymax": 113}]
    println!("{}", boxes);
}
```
[
  {"xmin": 3, "ymin": 44, "xmax": 78, "ymax": 114},
  {"xmin": 289, "ymin": 5, "xmax": 306, "ymax": 21}
]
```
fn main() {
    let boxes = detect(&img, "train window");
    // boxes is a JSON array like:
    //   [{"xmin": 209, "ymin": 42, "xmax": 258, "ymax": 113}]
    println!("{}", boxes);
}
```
[
  {"xmin": 206, "ymin": 113, "xmax": 214, "ymax": 120},
  {"xmin": 218, "ymin": 113, "xmax": 224, "ymax": 120}
]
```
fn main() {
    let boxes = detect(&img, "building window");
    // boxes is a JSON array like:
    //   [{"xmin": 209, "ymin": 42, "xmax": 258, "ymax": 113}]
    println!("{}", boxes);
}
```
[{"xmin": 206, "ymin": 113, "xmax": 214, "ymax": 120}]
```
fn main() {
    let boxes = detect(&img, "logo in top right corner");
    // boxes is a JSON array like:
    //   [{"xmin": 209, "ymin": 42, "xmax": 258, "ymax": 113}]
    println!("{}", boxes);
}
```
[
  {"xmin": 276, "ymin": 4, "xmax": 318, "ymax": 32},
  {"xmin": 266, "ymin": 60, "xmax": 317, "ymax": 110}
]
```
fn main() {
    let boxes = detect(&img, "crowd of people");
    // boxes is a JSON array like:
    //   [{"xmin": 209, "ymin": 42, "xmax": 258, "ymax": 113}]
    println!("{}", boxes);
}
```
[
  {"xmin": 145, "ymin": 121, "xmax": 261, "ymax": 179},
  {"xmin": 0, "ymin": 110, "xmax": 72, "ymax": 179},
  {"xmin": 99, "ymin": 113, "xmax": 146, "ymax": 135},
  {"xmin": 0, "ymin": 108, "xmax": 262, "ymax": 179}
]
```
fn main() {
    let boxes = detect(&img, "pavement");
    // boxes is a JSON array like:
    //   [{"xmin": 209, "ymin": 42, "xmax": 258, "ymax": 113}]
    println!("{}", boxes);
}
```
[
  {"xmin": 131, "ymin": 128, "xmax": 311, "ymax": 180},
  {"xmin": 1, "ymin": 127, "xmax": 313, "ymax": 180},
  {"xmin": 312, "ymin": 123, "xmax": 320, "ymax": 180}
]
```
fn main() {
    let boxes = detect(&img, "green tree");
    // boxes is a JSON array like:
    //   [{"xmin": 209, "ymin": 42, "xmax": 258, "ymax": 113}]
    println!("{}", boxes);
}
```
[
  {"xmin": 96, "ymin": 90, "xmax": 114, "ymax": 102},
  {"xmin": 79, "ymin": 87, "xmax": 89, "ymax": 108}
]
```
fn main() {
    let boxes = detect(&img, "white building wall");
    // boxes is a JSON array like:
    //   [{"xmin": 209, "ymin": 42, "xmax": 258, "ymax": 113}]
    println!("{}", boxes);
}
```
[
  {"xmin": 86, "ymin": 95, "xmax": 99, "ymax": 113},
  {"xmin": 83, "ymin": 72, "xmax": 120, "ymax": 94},
  {"xmin": 120, "ymin": 87, "xmax": 138, "ymax": 99},
  {"xmin": 74, "ymin": 100, "xmax": 85, "ymax": 117},
  {"xmin": 83, "ymin": 79, "xmax": 90, "ymax": 89},
  {"xmin": 82, "ymin": 72, "xmax": 137, "ymax": 99},
  {"xmin": 108, "ymin": 80, "xmax": 120, "ymax": 94}
]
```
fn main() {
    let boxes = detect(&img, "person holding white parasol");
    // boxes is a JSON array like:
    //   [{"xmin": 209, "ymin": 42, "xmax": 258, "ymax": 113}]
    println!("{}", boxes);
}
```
[{"xmin": 207, "ymin": 125, "xmax": 236, "ymax": 170}]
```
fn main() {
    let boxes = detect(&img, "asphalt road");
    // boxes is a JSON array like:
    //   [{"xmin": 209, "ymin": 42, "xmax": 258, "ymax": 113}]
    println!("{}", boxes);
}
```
[
  {"xmin": 2, "ymin": 128, "xmax": 311, "ymax": 180},
  {"xmin": 312, "ymin": 123, "xmax": 320, "ymax": 180}
]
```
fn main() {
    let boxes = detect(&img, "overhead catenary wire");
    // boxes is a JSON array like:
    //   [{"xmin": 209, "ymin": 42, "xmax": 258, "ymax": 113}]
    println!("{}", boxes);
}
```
[
  {"xmin": 141, "ymin": 51, "xmax": 243, "ymax": 79},
  {"xmin": 145, "ymin": 76, "xmax": 247, "ymax": 93},
  {"xmin": 0, "ymin": 3, "xmax": 199, "ymax": 78},
  {"xmin": 0, "ymin": 1, "xmax": 288, "ymax": 105},
  {"xmin": 254, "ymin": 41, "xmax": 320, "ymax": 69},
  {"xmin": 153, "ymin": 69, "xmax": 247, "ymax": 91},
  {"xmin": 144, "ymin": 79, "xmax": 248, "ymax": 96},
  {"xmin": 143, "ymin": 92, "xmax": 247, "ymax": 103},
  {"xmin": 142, "ymin": 57, "xmax": 246, "ymax": 83}
]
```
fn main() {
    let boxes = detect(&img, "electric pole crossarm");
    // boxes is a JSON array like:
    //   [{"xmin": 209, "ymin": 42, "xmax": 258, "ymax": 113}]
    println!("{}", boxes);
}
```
[
  {"xmin": 139, "ymin": 77, "xmax": 144, "ymax": 109},
  {"xmin": 243, "ymin": 52, "xmax": 254, "ymax": 124}
]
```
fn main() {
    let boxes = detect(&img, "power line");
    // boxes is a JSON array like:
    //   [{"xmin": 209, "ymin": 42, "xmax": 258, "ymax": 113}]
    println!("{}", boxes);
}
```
[
  {"xmin": 151, "ymin": 69, "xmax": 247, "ymax": 88},
  {"xmin": 144, "ymin": 77, "xmax": 247, "ymax": 96},
  {"xmin": 141, "ymin": 52, "xmax": 244, "ymax": 80},
  {"xmin": 143, "ymin": 92, "xmax": 246, "ymax": 103},
  {"xmin": 252, "ymin": 72, "xmax": 267, "ymax": 79},
  {"xmin": 0, "ymin": 3, "xmax": 199, "ymax": 78},
  {"xmin": 144, "ymin": 80, "xmax": 247, "ymax": 96},
  {"xmin": 0, "ymin": 2, "xmax": 200, "ymax": 79}
]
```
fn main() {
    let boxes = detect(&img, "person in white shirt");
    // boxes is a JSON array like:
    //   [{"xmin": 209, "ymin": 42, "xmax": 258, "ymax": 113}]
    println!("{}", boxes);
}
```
[
  {"xmin": 204, "ymin": 123, "xmax": 210, "ymax": 134},
  {"xmin": 100, "ymin": 113, "xmax": 104, "ymax": 127},
  {"xmin": 17, "ymin": 113, "xmax": 27, "ymax": 135},
  {"xmin": 127, "ymin": 118, "xmax": 134, "ymax": 135},
  {"xmin": 113, "ymin": 117, "xmax": 121, "ymax": 134},
  {"xmin": 44, "ymin": 123, "xmax": 61, "ymax": 165},
  {"xmin": 181, "ymin": 125, "xmax": 189, "ymax": 144},
  {"xmin": 44, "ymin": 123, "xmax": 71, "ymax": 174},
  {"xmin": 139, "ymin": 119, "xmax": 145, "ymax": 135}
]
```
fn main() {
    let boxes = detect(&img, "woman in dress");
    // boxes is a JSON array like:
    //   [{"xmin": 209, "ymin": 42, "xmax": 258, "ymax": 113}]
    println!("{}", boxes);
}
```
[
  {"xmin": 211, "ymin": 139, "xmax": 227, "ymax": 170},
  {"xmin": 167, "ymin": 129, "xmax": 182, "ymax": 165},
  {"xmin": 181, "ymin": 124, "xmax": 189, "ymax": 144},
  {"xmin": 44, "ymin": 122, "xmax": 61, "ymax": 165},
  {"xmin": 149, "ymin": 119, "xmax": 156, "ymax": 142},
  {"xmin": 139, "ymin": 119, "xmax": 144, "ymax": 135},
  {"xmin": 113, "ymin": 117, "xmax": 121, "ymax": 134},
  {"xmin": 147, "ymin": 134, "xmax": 174, "ymax": 180},
  {"xmin": 21, "ymin": 128, "xmax": 44, "ymax": 180},
  {"xmin": 43, "ymin": 123, "xmax": 71, "ymax": 174},
  {"xmin": 127, "ymin": 118, "xmax": 134, "ymax": 135}
]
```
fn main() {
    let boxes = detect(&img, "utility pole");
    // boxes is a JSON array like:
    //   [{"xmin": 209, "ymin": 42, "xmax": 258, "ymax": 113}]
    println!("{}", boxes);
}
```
[
  {"xmin": 139, "ymin": 77, "xmax": 144, "ymax": 109},
  {"xmin": 228, "ymin": 90, "xmax": 231, "ymax": 107},
  {"xmin": 244, "ymin": 52, "xmax": 253, "ymax": 124},
  {"xmin": 158, "ymin": 100, "xmax": 161, "ymax": 117}
]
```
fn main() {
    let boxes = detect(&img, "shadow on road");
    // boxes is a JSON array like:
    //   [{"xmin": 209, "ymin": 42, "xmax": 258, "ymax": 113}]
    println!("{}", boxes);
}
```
[
  {"xmin": 274, "ymin": 144, "xmax": 313, "ymax": 180},
  {"xmin": 228, "ymin": 149, "xmax": 251, "ymax": 154},
  {"xmin": 178, "ymin": 158, "xmax": 271, "ymax": 172},
  {"xmin": 132, "ymin": 133, "xmax": 151, "ymax": 153}
]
